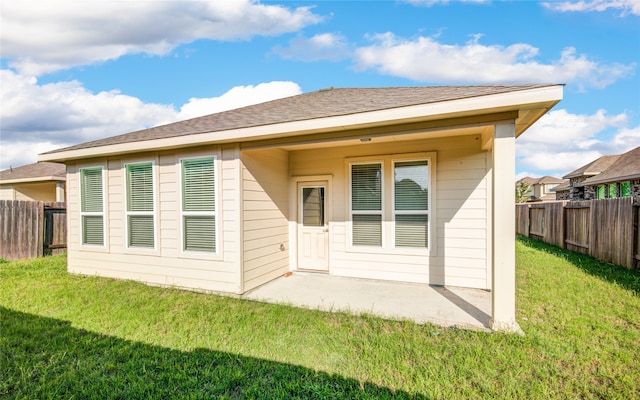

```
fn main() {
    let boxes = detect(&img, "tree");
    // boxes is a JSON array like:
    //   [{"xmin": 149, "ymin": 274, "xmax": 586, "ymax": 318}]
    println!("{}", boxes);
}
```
[{"xmin": 515, "ymin": 181, "xmax": 531, "ymax": 203}]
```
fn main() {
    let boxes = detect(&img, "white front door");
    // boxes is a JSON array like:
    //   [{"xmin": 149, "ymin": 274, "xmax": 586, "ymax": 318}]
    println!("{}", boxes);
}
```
[{"xmin": 297, "ymin": 181, "xmax": 329, "ymax": 271}]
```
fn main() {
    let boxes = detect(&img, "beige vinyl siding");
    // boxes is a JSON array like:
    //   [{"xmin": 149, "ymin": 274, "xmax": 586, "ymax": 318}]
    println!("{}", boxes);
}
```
[
  {"xmin": 290, "ymin": 134, "xmax": 490, "ymax": 289},
  {"xmin": 1, "ymin": 182, "xmax": 58, "ymax": 201},
  {"xmin": 0, "ymin": 185, "xmax": 14, "ymax": 200},
  {"xmin": 64, "ymin": 146, "xmax": 243, "ymax": 294},
  {"xmin": 241, "ymin": 148, "xmax": 289, "ymax": 292}
]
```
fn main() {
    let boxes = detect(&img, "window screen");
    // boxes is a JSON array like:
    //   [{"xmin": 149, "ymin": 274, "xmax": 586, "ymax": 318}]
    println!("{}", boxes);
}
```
[
  {"xmin": 621, "ymin": 182, "xmax": 631, "ymax": 197},
  {"xmin": 394, "ymin": 161, "xmax": 429, "ymax": 248},
  {"xmin": 182, "ymin": 157, "xmax": 216, "ymax": 252},
  {"xmin": 80, "ymin": 167, "xmax": 104, "ymax": 246},
  {"xmin": 126, "ymin": 163, "xmax": 154, "ymax": 248},
  {"xmin": 351, "ymin": 163, "xmax": 382, "ymax": 246}
]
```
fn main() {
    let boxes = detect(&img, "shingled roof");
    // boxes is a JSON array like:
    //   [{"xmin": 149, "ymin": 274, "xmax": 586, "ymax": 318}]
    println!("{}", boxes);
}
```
[
  {"xmin": 550, "ymin": 180, "xmax": 570, "ymax": 192},
  {"xmin": 581, "ymin": 146, "xmax": 640, "ymax": 186},
  {"xmin": 0, "ymin": 162, "xmax": 66, "ymax": 183},
  {"xmin": 518, "ymin": 175, "xmax": 564, "ymax": 186},
  {"xmin": 562, "ymin": 155, "xmax": 620, "ymax": 179},
  {"xmin": 42, "ymin": 84, "xmax": 557, "ymax": 155}
]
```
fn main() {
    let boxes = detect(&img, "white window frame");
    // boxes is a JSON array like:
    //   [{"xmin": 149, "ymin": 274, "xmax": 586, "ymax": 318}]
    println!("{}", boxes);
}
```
[
  {"xmin": 349, "ymin": 160, "xmax": 385, "ymax": 249},
  {"xmin": 79, "ymin": 165, "xmax": 106, "ymax": 248},
  {"xmin": 346, "ymin": 152, "xmax": 435, "ymax": 255},
  {"xmin": 124, "ymin": 161, "xmax": 157, "ymax": 251},
  {"xmin": 391, "ymin": 158, "xmax": 431, "ymax": 250},
  {"xmin": 179, "ymin": 155, "xmax": 220, "ymax": 256}
]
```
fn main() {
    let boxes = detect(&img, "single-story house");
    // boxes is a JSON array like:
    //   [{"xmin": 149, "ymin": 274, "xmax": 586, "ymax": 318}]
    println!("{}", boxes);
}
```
[
  {"xmin": 39, "ymin": 84, "xmax": 564, "ymax": 331},
  {"xmin": 517, "ymin": 175, "xmax": 564, "ymax": 202},
  {"xmin": 0, "ymin": 162, "xmax": 66, "ymax": 202},
  {"xmin": 580, "ymin": 146, "xmax": 640, "ymax": 203}
]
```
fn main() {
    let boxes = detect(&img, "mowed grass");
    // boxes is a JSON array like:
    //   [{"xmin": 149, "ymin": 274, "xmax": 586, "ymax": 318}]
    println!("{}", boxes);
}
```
[{"xmin": 1, "ymin": 237, "xmax": 639, "ymax": 399}]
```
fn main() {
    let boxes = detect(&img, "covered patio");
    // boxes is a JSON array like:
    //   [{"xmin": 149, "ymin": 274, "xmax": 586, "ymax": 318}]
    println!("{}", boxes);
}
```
[{"xmin": 242, "ymin": 272, "xmax": 492, "ymax": 331}]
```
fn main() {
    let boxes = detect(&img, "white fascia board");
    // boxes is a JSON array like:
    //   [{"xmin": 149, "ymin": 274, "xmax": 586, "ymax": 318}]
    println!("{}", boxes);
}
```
[
  {"xmin": 0, "ymin": 176, "xmax": 66, "ymax": 184},
  {"xmin": 40, "ymin": 85, "xmax": 563, "ymax": 162}
]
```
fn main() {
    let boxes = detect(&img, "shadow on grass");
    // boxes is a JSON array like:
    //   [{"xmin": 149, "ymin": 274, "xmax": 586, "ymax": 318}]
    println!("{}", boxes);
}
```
[
  {"xmin": 518, "ymin": 236, "xmax": 640, "ymax": 296},
  {"xmin": 0, "ymin": 307, "xmax": 426, "ymax": 399}
]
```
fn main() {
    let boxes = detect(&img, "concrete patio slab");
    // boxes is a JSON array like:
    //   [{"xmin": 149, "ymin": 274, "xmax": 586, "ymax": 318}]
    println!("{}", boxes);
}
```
[{"xmin": 242, "ymin": 272, "xmax": 492, "ymax": 331}]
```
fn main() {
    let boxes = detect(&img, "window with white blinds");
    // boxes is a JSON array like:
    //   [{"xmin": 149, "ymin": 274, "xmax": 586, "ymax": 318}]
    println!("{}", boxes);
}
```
[
  {"xmin": 394, "ymin": 160, "xmax": 429, "ymax": 248},
  {"xmin": 125, "ymin": 162, "xmax": 155, "ymax": 249},
  {"xmin": 351, "ymin": 163, "xmax": 382, "ymax": 246},
  {"xmin": 181, "ymin": 157, "xmax": 216, "ymax": 253},
  {"xmin": 80, "ymin": 167, "xmax": 104, "ymax": 246},
  {"xmin": 349, "ymin": 156, "xmax": 432, "ymax": 251}
]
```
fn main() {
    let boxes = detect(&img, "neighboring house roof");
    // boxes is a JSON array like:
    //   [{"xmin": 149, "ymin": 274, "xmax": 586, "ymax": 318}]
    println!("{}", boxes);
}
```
[
  {"xmin": 563, "ymin": 155, "xmax": 620, "ymax": 179},
  {"xmin": 536, "ymin": 176, "xmax": 565, "ymax": 185},
  {"xmin": 0, "ymin": 162, "xmax": 66, "ymax": 184},
  {"xmin": 550, "ymin": 180, "xmax": 570, "ymax": 192},
  {"xmin": 39, "ymin": 84, "xmax": 563, "ymax": 162},
  {"xmin": 517, "ymin": 176, "xmax": 537, "ymax": 186},
  {"xmin": 581, "ymin": 146, "xmax": 640, "ymax": 186},
  {"xmin": 518, "ymin": 176, "xmax": 564, "ymax": 186},
  {"xmin": 528, "ymin": 194, "xmax": 557, "ymax": 202}
]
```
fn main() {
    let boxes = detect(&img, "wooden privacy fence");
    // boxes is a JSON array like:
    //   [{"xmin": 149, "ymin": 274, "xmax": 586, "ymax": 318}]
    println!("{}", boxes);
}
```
[
  {"xmin": 0, "ymin": 200, "xmax": 67, "ymax": 260},
  {"xmin": 516, "ymin": 198, "xmax": 639, "ymax": 270}
]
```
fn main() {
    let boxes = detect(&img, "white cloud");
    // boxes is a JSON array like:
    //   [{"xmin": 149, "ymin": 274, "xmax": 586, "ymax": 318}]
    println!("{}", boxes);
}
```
[
  {"xmin": 0, "ymin": 69, "xmax": 177, "ymax": 150},
  {"xmin": 1, "ymin": 0, "xmax": 323, "ymax": 76},
  {"xmin": 179, "ymin": 81, "xmax": 302, "ymax": 119},
  {"xmin": 273, "ymin": 33, "xmax": 351, "ymax": 62},
  {"xmin": 353, "ymin": 33, "xmax": 636, "ymax": 89},
  {"xmin": 516, "ymin": 109, "xmax": 640, "ymax": 176},
  {"xmin": 542, "ymin": 0, "xmax": 640, "ymax": 16},
  {"xmin": 520, "ymin": 109, "xmax": 628, "ymax": 145},
  {"xmin": 0, "ymin": 70, "xmax": 303, "ymax": 169}
]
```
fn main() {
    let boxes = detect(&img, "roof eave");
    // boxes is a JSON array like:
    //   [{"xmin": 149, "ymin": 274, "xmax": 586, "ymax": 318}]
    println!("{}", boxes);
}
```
[
  {"xmin": 580, "ymin": 173, "xmax": 640, "ymax": 186},
  {"xmin": 0, "ymin": 176, "xmax": 67, "ymax": 184},
  {"xmin": 39, "ymin": 84, "xmax": 563, "ymax": 163}
]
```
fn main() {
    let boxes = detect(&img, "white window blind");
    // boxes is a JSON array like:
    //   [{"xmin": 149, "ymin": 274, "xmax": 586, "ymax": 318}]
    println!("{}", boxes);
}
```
[
  {"xmin": 80, "ymin": 167, "xmax": 104, "ymax": 246},
  {"xmin": 126, "ymin": 162, "xmax": 155, "ymax": 248},
  {"xmin": 394, "ymin": 161, "xmax": 429, "ymax": 248},
  {"xmin": 182, "ymin": 157, "xmax": 216, "ymax": 252},
  {"xmin": 351, "ymin": 163, "xmax": 382, "ymax": 246}
]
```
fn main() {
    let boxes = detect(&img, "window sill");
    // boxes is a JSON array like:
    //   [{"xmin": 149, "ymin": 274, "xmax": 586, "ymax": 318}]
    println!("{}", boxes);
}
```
[{"xmin": 346, "ymin": 246, "xmax": 431, "ymax": 257}]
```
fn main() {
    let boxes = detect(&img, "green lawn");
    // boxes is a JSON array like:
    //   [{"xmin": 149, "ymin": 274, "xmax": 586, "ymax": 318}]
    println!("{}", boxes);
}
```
[{"xmin": 1, "ymin": 237, "xmax": 639, "ymax": 399}]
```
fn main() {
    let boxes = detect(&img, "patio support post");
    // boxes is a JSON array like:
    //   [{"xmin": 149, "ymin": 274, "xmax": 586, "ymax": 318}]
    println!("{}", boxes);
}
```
[
  {"xmin": 491, "ymin": 121, "xmax": 523, "ymax": 334},
  {"xmin": 56, "ymin": 181, "xmax": 65, "ymax": 202}
]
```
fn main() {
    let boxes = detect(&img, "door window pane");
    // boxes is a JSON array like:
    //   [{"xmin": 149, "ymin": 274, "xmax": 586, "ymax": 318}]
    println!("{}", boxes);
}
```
[{"xmin": 302, "ymin": 187, "xmax": 324, "ymax": 227}]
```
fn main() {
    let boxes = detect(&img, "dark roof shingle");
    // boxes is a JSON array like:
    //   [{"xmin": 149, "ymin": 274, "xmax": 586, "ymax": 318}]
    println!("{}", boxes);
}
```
[
  {"xmin": 563, "ymin": 155, "xmax": 620, "ymax": 179},
  {"xmin": 581, "ymin": 146, "xmax": 640, "ymax": 185},
  {"xmin": 42, "ymin": 84, "xmax": 555, "ymax": 155},
  {"xmin": 0, "ymin": 162, "xmax": 66, "ymax": 182}
]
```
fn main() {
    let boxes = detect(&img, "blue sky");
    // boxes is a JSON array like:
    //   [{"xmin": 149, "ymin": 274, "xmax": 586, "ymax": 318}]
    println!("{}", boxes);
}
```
[{"xmin": 1, "ymin": 0, "xmax": 639, "ymax": 179}]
